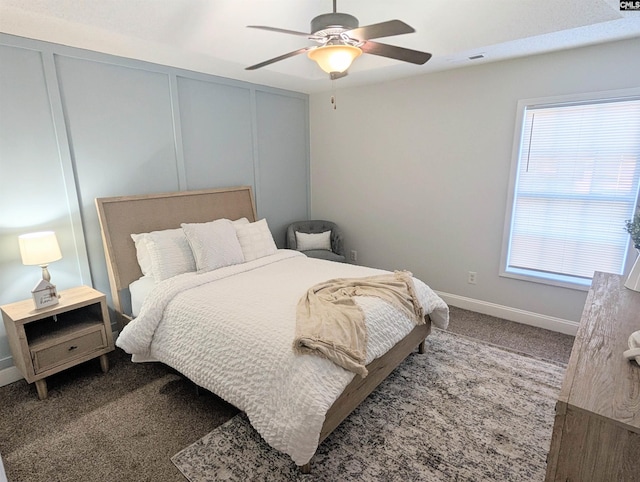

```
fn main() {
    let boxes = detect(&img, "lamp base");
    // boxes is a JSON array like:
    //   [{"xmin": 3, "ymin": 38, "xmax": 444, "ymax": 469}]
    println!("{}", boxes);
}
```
[{"xmin": 41, "ymin": 264, "xmax": 51, "ymax": 282}]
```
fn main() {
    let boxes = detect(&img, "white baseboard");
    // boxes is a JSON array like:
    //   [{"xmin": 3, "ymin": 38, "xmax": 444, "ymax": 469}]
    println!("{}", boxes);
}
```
[
  {"xmin": 436, "ymin": 291, "xmax": 579, "ymax": 337},
  {"xmin": 0, "ymin": 365, "xmax": 23, "ymax": 388}
]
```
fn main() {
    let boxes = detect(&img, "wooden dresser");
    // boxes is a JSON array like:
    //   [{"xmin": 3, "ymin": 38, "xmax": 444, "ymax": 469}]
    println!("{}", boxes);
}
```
[{"xmin": 545, "ymin": 272, "xmax": 640, "ymax": 481}]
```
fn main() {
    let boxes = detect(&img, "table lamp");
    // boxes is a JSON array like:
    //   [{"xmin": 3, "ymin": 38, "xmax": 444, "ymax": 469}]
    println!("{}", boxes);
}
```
[{"xmin": 18, "ymin": 231, "xmax": 62, "ymax": 308}]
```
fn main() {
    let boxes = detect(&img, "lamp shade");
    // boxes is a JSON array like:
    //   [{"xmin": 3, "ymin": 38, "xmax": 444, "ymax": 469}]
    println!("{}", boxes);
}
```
[
  {"xmin": 308, "ymin": 45, "xmax": 362, "ymax": 74},
  {"xmin": 19, "ymin": 231, "xmax": 62, "ymax": 266}
]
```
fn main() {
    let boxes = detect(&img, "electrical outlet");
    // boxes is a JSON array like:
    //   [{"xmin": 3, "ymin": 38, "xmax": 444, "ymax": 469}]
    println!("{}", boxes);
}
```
[
  {"xmin": 350, "ymin": 250, "xmax": 358, "ymax": 262},
  {"xmin": 468, "ymin": 271, "xmax": 477, "ymax": 284}
]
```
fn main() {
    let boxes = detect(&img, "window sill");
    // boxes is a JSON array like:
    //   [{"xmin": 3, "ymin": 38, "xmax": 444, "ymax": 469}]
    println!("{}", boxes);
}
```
[{"xmin": 500, "ymin": 268, "xmax": 591, "ymax": 292}]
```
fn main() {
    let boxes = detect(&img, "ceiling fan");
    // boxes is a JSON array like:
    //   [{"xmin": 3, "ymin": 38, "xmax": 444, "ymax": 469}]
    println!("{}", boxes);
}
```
[{"xmin": 245, "ymin": 0, "xmax": 432, "ymax": 80}]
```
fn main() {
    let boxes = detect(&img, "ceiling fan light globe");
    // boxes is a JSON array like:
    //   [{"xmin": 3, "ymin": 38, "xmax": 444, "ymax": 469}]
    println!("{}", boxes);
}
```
[{"xmin": 308, "ymin": 45, "xmax": 362, "ymax": 74}]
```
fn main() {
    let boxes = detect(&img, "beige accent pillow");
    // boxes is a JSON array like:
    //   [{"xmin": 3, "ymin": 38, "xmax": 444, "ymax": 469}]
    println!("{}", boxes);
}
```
[{"xmin": 295, "ymin": 230, "xmax": 332, "ymax": 251}]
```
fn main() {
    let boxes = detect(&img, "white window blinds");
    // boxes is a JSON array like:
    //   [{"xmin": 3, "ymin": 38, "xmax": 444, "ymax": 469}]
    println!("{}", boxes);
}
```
[{"xmin": 504, "ymin": 96, "xmax": 640, "ymax": 287}]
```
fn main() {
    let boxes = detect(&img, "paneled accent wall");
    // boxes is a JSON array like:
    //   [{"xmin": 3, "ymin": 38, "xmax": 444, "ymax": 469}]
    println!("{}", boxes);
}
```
[{"xmin": 0, "ymin": 34, "xmax": 309, "ymax": 371}]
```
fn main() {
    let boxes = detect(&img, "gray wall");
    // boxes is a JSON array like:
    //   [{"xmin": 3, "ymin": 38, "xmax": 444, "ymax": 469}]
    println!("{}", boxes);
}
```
[
  {"xmin": 309, "ymin": 37, "xmax": 640, "ymax": 333},
  {"xmin": 0, "ymin": 34, "xmax": 309, "ymax": 371}
]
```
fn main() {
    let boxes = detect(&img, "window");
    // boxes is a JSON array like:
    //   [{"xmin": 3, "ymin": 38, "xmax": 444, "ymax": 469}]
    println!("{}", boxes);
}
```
[{"xmin": 501, "ymin": 90, "xmax": 640, "ymax": 289}]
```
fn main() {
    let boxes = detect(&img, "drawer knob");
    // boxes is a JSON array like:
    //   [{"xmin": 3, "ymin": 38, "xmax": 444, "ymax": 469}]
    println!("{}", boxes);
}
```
[{"xmin": 68, "ymin": 345, "xmax": 78, "ymax": 351}]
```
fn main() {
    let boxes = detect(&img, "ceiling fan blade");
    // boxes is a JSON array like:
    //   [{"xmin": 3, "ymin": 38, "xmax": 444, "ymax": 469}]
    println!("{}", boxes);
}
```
[
  {"xmin": 330, "ymin": 71, "xmax": 349, "ymax": 80},
  {"xmin": 346, "ymin": 20, "xmax": 414, "ymax": 41},
  {"xmin": 247, "ymin": 25, "xmax": 310, "ymax": 37},
  {"xmin": 361, "ymin": 41, "xmax": 432, "ymax": 65},
  {"xmin": 245, "ymin": 47, "xmax": 314, "ymax": 70}
]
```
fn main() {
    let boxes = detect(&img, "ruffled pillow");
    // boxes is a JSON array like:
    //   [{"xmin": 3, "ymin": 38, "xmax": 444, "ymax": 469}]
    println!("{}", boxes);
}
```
[
  {"xmin": 235, "ymin": 219, "xmax": 278, "ymax": 262},
  {"xmin": 182, "ymin": 219, "xmax": 245, "ymax": 273},
  {"xmin": 131, "ymin": 228, "xmax": 196, "ymax": 281}
]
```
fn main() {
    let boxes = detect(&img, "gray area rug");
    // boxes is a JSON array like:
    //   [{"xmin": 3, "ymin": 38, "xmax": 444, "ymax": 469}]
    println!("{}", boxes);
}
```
[{"xmin": 172, "ymin": 330, "xmax": 565, "ymax": 481}]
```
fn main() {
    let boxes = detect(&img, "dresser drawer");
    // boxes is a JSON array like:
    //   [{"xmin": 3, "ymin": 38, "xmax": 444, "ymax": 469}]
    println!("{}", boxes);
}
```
[{"xmin": 31, "ymin": 325, "xmax": 107, "ymax": 374}]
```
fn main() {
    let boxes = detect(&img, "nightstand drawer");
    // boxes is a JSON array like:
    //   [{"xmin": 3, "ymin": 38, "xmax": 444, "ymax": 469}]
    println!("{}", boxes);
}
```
[{"xmin": 31, "ymin": 326, "xmax": 107, "ymax": 373}]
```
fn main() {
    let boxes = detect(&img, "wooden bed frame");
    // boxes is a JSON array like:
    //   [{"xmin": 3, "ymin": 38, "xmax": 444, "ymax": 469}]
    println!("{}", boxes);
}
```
[{"xmin": 95, "ymin": 186, "xmax": 431, "ymax": 471}]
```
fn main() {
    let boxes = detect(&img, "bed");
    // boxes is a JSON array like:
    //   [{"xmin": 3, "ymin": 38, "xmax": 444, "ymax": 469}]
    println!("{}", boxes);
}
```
[{"xmin": 95, "ymin": 186, "xmax": 449, "ymax": 471}]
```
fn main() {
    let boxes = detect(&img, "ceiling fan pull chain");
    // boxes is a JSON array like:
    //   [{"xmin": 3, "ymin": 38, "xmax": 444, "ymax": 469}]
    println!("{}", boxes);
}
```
[{"xmin": 331, "ymin": 80, "xmax": 337, "ymax": 110}]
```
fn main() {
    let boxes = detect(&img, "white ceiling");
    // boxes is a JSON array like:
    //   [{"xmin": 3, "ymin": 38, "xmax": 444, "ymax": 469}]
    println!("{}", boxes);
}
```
[{"xmin": 1, "ymin": 0, "xmax": 639, "ymax": 93}]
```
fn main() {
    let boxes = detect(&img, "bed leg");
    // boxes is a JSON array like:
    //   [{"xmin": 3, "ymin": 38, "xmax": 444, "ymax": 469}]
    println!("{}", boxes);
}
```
[
  {"xmin": 418, "ymin": 339, "xmax": 425, "ymax": 354},
  {"xmin": 299, "ymin": 463, "xmax": 311, "ymax": 474},
  {"xmin": 195, "ymin": 385, "xmax": 202, "ymax": 396}
]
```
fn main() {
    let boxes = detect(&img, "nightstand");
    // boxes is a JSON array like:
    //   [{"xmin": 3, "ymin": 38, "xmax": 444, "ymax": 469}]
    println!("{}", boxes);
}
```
[{"xmin": 1, "ymin": 286, "xmax": 115, "ymax": 400}]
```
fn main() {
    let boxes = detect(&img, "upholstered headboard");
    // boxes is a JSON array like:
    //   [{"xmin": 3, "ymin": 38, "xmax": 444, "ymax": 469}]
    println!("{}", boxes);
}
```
[{"xmin": 95, "ymin": 186, "xmax": 257, "ymax": 324}]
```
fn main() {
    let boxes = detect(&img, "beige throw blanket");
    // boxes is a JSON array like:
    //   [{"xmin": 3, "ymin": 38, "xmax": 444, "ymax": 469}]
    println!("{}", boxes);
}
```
[{"xmin": 294, "ymin": 271, "xmax": 425, "ymax": 377}]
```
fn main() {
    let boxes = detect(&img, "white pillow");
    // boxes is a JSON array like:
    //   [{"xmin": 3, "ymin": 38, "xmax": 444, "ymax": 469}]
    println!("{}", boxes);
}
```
[
  {"xmin": 295, "ymin": 230, "xmax": 332, "ymax": 251},
  {"xmin": 133, "ymin": 228, "xmax": 196, "ymax": 281},
  {"xmin": 232, "ymin": 217, "xmax": 250, "ymax": 226},
  {"xmin": 130, "ymin": 233, "xmax": 153, "ymax": 276},
  {"xmin": 235, "ymin": 218, "xmax": 278, "ymax": 262},
  {"xmin": 182, "ymin": 219, "xmax": 245, "ymax": 273}
]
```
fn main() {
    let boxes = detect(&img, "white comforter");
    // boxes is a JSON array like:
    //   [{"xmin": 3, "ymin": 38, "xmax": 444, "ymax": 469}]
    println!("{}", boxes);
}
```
[{"xmin": 116, "ymin": 250, "xmax": 449, "ymax": 465}]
